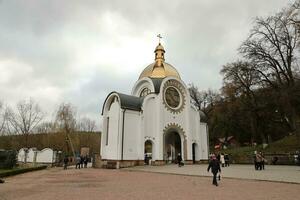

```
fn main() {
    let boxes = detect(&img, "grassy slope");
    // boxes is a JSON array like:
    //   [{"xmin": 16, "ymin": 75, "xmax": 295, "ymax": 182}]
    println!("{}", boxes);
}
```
[{"xmin": 221, "ymin": 135, "xmax": 300, "ymax": 156}]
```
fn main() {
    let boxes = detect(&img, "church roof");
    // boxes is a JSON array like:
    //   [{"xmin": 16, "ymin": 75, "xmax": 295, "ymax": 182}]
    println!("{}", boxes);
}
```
[
  {"xmin": 117, "ymin": 92, "xmax": 144, "ymax": 111},
  {"xmin": 150, "ymin": 78, "xmax": 164, "ymax": 93},
  {"xmin": 139, "ymin": 62, "xmax": 181, "ymax": 80},
  {"xmin": 102, "ymin": 92, "xmax": 144, "ymax": 115}
]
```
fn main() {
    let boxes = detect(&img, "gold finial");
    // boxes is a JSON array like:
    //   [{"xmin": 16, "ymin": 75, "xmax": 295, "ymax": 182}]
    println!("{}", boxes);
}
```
[{"xmin": 157, "ymin": 34, "xmax": 162, "ymax": 43}]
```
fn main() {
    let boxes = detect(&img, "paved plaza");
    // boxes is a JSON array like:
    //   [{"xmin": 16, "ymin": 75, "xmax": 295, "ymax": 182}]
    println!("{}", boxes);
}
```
[
  {"xmin": 126, "ymin": 164, "xmax": 300, "ymax": 184},
  {"xmin": 0, "ymin": 165, "xmax": 299, "ymax": 200}
]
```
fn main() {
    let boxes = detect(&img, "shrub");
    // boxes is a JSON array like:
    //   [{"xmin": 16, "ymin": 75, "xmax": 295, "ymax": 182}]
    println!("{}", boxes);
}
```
[
  {"xmin": 0, "ymin": 166, "xmax": 47, "ymax": 178},
  {"xmin": 0, "ymin": 150, "xmax": 17, "ymax": 169}
]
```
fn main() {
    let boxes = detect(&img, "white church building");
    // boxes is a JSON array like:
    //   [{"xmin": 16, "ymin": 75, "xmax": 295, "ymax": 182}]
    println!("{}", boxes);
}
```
[{"xmin": 101, "ymin": 42, "xmax": 209, "ymax": 168}]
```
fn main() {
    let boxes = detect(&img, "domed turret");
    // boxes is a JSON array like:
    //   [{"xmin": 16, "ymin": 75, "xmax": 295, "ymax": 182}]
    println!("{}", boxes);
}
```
[{"xmin": 138, "ymin": 43, "xmax": 181, "ymax": 80}]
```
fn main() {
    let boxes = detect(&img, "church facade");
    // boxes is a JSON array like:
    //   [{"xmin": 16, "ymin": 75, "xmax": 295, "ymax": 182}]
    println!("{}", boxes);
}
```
[{"xmin": 101, "ymin": 43, "xmax": 209, "ymax": 168}]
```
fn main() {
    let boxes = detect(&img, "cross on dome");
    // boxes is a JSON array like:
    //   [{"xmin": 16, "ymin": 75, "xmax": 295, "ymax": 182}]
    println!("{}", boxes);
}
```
[{"xmin": 157, "ymin": 34, "xmax": 162, "ymax": 43}]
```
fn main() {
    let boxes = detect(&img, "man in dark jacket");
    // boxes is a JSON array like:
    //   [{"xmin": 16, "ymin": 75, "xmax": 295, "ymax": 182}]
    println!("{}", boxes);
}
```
[
  {"xmin": 177, "ymin": 153, "xmax": 183, "ymax": 167},
  {"xmin": 63, "ymin": 156, "xmax": 69, "ymax": 170},
  {"xmin": 207, "ymin": 155, "xmax": 221, "ymax": 186}
]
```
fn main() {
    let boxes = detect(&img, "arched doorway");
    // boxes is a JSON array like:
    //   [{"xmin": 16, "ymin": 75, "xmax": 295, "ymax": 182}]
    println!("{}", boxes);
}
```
[
  {"xmin": 144, "ymin": 140, "xmax": 153, "ymax": 165},
  {"xmin": 164, "ymin": 131, "xmax": 181, "ymax": 163}
]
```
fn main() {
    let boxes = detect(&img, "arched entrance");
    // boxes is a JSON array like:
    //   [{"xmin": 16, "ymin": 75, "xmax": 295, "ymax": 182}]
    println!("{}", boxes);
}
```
[
  {"xmin": 164, "ymin": 131, "xmax": 181, "ymax": 163},
  {"xmin": 144, "ymin": 140, "xmax": 153, "ymax": 165}
]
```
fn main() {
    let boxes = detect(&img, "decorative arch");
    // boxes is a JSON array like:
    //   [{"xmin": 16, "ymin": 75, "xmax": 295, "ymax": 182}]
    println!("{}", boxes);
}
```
[
  {"xmin": 144, "ymin": 137, "xmax": 155, "ymax": 164},
  {"xmin": 163, "ymin": 123, "xmax": 187, "ymax": 162},
  {"xmin": 101, "ymin": 92, "xmax": 120, "ymax": 115},
  {"xmin": 131, "ymin": 77, "xmax": 155, "ymax": 96}
]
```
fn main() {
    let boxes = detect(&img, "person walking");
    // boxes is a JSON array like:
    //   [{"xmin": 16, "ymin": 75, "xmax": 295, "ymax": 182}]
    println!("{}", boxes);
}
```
[
  {"xmin": 80, "ymin": 156, "xmax": 84, "ymax": 169},
  {"xmin": 63, "ymin": 156, "xmax": 69, "ymax": 170},
  {"xmin": 84, "ymin": 156, "xmax": 88, "ymax": 168},
  {"xmin": 256, "ymin": 152, "xmax": 263, "ymax": 170},
  {"xmin": 261, "ymin": 152, "xmax": 265, "ymax": 170},
  {"xmin": 224, "ymin": 154, "xmax": 230, "ymax": 167},
  {"xmin": 220, "ymin": 153, "xmax": 225, "ymax": 167},
  {"xmin": 207, "ymin": 154, "xmax": 221, "ymax": 186},
  {"xmin": 177, "ymin": 153, "xmax": 183, "ymax": 167},
  {"xmin": 76, "ymin": 155, "xmax": 81, "ymax": 169}
]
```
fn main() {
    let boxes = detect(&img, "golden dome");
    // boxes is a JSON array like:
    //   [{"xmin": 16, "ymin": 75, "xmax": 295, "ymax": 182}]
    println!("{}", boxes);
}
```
[{"xmin": 138, "ymin": 43, "xmax": 181, "ymax": 80}]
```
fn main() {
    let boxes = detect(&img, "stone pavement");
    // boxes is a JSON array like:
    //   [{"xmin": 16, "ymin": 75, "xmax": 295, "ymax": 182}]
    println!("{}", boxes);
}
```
[
  {"xmin": 1, "ymin": 167, "xmax": 300, "ymax": 200},
  {"xmin": 124, "ymin": 164, "xmax": 300, "ymax": 184}
]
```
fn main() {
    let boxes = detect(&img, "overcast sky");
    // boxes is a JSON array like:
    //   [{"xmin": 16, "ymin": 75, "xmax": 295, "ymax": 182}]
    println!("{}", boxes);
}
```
[{"xmin": 0, "ymin": 0, "xmax": 294, "ymax": 130}]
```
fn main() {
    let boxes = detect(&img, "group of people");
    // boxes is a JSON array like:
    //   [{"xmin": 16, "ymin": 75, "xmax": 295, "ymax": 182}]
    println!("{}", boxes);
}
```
[
  {"xmin": 217, "ymin": 153, "xmax": 230, "ymax": 167},
  {"xmin": 63, "ymin": 155, "xmax": 90, "ymax": 170},
  {"xmin": 254, "ymin": 151, "xmax": 265, "ymax": 170},
  {"xmin": 75, "ymin": 155, "xmax": 89, "ymax": 169}
]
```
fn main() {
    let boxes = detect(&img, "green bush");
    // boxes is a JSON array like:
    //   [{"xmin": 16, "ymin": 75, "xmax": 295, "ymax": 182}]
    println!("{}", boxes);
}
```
[
  {"xmin": 0, "ymin": 150, "xmax": 17, "ymax": 169},
  {"xmin": 0, "ymin": 166, "xmax": 47, "ymax": 178}
]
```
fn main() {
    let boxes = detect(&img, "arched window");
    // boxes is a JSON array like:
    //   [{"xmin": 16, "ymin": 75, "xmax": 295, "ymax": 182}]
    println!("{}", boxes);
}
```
[{"xmin": 140, "ymin": 88, "xmax": 151, "ymax": 97}]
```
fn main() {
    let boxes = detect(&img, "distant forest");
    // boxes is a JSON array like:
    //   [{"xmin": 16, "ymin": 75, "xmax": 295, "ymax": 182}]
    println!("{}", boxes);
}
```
[
  {"xmin": 0, "ymin": 132, "xmax": 101, "ymax": 155},
  {"xmin": 189, "ymin": 0, "xmax": 300, "ymax": 145},
  {"xmin": 0, "ymin": 100, "xmax": 101, "ymax": 154}
]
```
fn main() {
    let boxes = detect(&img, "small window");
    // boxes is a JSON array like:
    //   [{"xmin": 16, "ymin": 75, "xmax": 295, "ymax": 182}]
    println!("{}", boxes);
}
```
[{"xmin": 106, "ymin": 117, "xmax": 109, "ymax": 145}]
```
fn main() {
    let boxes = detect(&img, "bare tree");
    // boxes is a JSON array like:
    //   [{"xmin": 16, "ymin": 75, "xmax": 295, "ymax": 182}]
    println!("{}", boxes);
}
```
[
  {"xmin": 189, "ymin": 84, "xmax": 220, "ymax": 118},
  {"xmin": 55, "ymin": 103, "xmax": 77, "ymax": 133},
  {"xmin": 35, "ymin": 121, "xmax": 56, "ymax": 134},
  {"xmin": 0, "ymin": 101, "xmax": 6, "ymax": 135},
  {"xmin": 77, "ymin": 117, "xmax": 96, "ymax": 132},
  {"xmin": 289, "ymin": 0, "xmax": 300, "ymax": 35},
  {"xmin": 239, "ymin": 2, "xmax": 300, "ymax": 136},
  {"xmin": 55, "ymin": 103, "xmax": 77, "ymax": 157},
  {"xmin": 6, "ymin": 98, "xmax": 44, "ymax": 147},
  {"xmin": 188, "ymin": 84, "xmax": 204, "ymax": 111},
  {"xmin": 221, "ymin": 61, "xmax": 266, "ymax": 143}
]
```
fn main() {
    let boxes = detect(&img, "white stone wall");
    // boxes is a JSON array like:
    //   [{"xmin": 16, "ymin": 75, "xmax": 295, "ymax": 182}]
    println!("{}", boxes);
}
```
[
  {"xmin": 200, "ymin": 123, "xmax": 209, "ymax": 160},
  {"xmin": 36, "ymin": 148, "xmax": 54, "ymax": 163},
  {"xmin": 142, "ymin": 95, "xmax": 159, "ymax": 160},
  {"xmin": 101, "ymin": 98, "xmax": 122, "ymax": 160},
  {"xmin": 27, "ymin": 148, "xmax": 36, "ymax": 163},
  {"xmin": 18, "ymin": 148, "xmax": 57, "ymax": 164},
  {"xmin": 17, "ymin": 148, "xmax": 27, "ymax": 162},
  {"xmin": 123, "ymin": 110, "xmax": 141, "ymax": 160}
]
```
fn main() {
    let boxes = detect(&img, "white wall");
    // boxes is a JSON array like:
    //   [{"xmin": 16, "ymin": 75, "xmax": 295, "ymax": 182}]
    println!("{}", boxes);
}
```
[
  {"xmin": 18, "ymin": 148, "xmax": 57, "ymax": 163},
  {"xmin": 102, "ymin": 98, "xmax": 121, "ymax": 160},
  {"xmin": 123, "ymin": 110, "xmax": 141, "ymax": 160},
  {"xmin": 200, "ymin": 123, "xmax": 209, "ymax": 160},
  {"xmin": 36, "ymin": 148, "xmax": 54, "ymax": 163},
  {"xmin": 27, "ymin": 148, "xmax": 36, "ymax": 162},
  {"xmin": 17, "ymin": 148, "xmax": 26, "ymax": 162}
]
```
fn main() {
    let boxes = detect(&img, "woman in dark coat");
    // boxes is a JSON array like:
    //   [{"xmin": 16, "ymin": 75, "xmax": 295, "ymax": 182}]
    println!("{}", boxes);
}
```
[{"xmin": 207, "ymin": 155, "xmax": 221, "ymax": 186}]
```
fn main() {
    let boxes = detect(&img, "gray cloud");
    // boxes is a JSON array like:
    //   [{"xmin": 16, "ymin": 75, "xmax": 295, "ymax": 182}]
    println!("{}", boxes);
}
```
[{"xmin": 0, "ymin": 0, "xmax": 292, "ymax": 130}]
